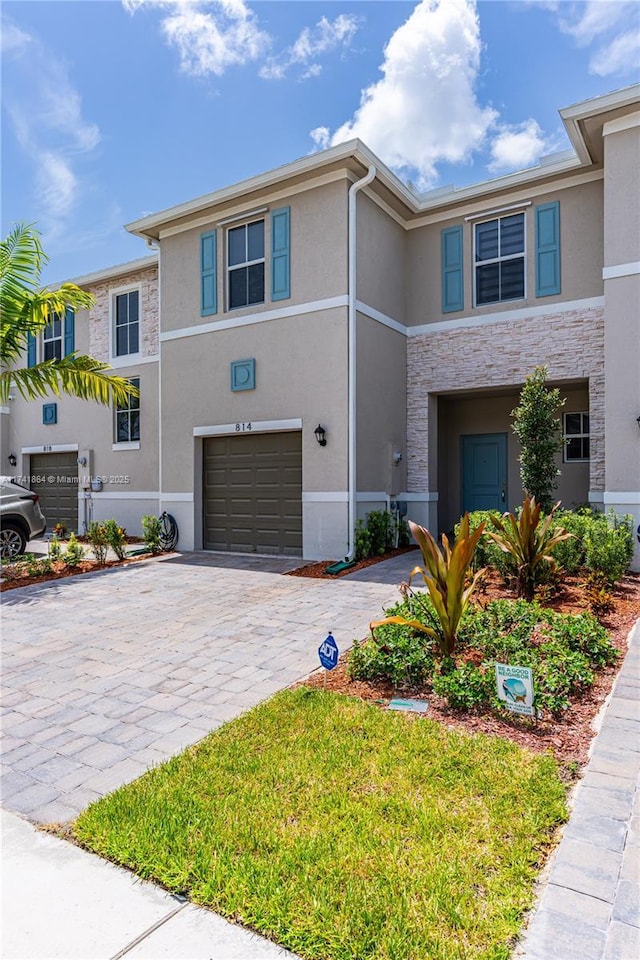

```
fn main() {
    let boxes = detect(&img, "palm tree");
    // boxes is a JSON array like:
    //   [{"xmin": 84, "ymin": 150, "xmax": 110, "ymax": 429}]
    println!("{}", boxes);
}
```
[{"xmin": 1, "ymin": 223, "xmax": 137, "ymax": 406}]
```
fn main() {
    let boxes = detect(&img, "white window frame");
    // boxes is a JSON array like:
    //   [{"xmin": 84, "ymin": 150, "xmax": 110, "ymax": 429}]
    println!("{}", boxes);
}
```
[
  {"xmin": 43, "ymin": 312, "xmax": 63, "ymax": 362},
  {"xmin": 473, "ymin": 212, "xmax": 526, "ymax": 308},
  {"xmin": 227, "ymin": 218, "xmax": 265, "ymax": 311},
  {"xmin": 563, "ymin": 411, "xmax": 590, "ymax": 462},
  {"xmin": 113, "ymin": 377, "xmax": 140, "ymax": 447},
  {"xmin": 110, "ymin": 284, "xmax": 142, "ymax": 361}
]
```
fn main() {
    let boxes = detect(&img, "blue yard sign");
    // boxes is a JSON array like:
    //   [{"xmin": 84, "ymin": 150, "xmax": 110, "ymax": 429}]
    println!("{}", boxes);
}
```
[{"xmin": 318, "ymin": 633, "xmax": 339, "ymax": 671}]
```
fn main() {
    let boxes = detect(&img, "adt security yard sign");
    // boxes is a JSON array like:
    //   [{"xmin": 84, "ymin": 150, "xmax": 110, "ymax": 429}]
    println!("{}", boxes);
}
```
[
  {"xmin": 495, "ymin": 663, "xmax": 535, "ymax": 717},
  {"xmin": 318, "ymin": 633, "xmax": 339, "ymax": 671}
]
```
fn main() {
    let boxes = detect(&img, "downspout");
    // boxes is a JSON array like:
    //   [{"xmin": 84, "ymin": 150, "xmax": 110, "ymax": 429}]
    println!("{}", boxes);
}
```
[
  {"xmin": 347, "ymin": 164, "xmax": 376, "ymax": 560},
  {"xmin": 146, "ymin": 237, "xmax": 161, "ymax": 519}
]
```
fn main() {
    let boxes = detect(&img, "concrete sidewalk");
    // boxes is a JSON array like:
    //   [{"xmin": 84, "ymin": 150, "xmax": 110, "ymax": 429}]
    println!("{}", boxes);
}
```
[
  {"xmin": 516, "ymin": 620, "xmax": 640, "ymax": 960},
  {"xmin": 0, "ymin": 809, "xmax": 299, "ymax": 960}
]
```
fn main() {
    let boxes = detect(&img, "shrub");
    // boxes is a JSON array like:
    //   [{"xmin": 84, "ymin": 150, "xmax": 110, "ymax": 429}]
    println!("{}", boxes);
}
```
[
  {"xmin": 552, "ymin": 509, "xmax": 592, "ymax": 573},
  {"xmin": 103, "ymin": 519, "xmax": 128, "ymax": 561},
  {"xmin": 47, "ymin": 535, "xmax": 62, "ymax": 560},
  {"xmin": 584, "ymin": 511, "xmax": 634, "ymax": 586},
  {"xmin": 371, "ymin": 515, "xmax": 485, "ymax": 659},
  {"xmin": 432, "ymin": 663, "xmax": 496, "ymax": 711},
  {"xmin": 26, "ymin": 556, "xmax": 53, "ymax": 578},
  {"xmin": 511, "ymin": 366, "xmax": 565, "ymax": 512},
  {"xmin": 87, "ymin": 521, "xmax": 109, "ymax": 564},
  {"xmin": 488, "ymin": 495, "xmax": 573, "ymax": 601},
  {"xmin": 141, "ymin": 514, "xmax": 163, "ymax": 554},
  {"xmin": 455, "ymin": 510, "xmax": 516, "ymax": 580},
  {"xmin": 63, "ymin": 532, "xmax": 84, "ymax": 567},
  {"xmin": 354, "ymin": 509, "xmax": 409, "ymax": 560},
  {"xmin": 348, "ymin": 603, "xmax": 436, "ymax": 686}
]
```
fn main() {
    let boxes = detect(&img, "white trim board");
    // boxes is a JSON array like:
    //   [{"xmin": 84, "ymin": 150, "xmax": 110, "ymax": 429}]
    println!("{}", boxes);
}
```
[
  {"xmin": 22, "ymin": 444, "xmax": 79, "ymax": 454},
  {"xmin": 161, "ymin": 296, "xmax": 348, "ymax": 343},
  {"xmin": 88, "ymin": 491, "xmax": 160, "ymax": 500},
  {"xmin": 108, "ymin": 354, "xmax": 159, "ymax": 369},
  {"xmin": 399, "ymin": 492, "xmax": 439, "ymax": 502},
  {"xmin": 602, "ymin": 262, "xmax": 640, "ymax": 280},
  {"xmin": 408, "ymin": 296, "xmax": 604, "ymax": 336},
  {"xmin": 603, "ymin": 492, "xmax": 640, "ymax": 505},
  {"xmin": 302, "ymin": 492, "xmax": 348, "ymax": 503},
  {"xmin": 194, "ymin": 418, "xmax": 302, "ymax": 437}
]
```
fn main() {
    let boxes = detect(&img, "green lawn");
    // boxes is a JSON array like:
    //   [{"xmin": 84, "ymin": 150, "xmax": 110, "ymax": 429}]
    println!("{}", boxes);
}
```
[{"xmin": 73, "ymin": 688, "xmax": 567, "ymax": 960}]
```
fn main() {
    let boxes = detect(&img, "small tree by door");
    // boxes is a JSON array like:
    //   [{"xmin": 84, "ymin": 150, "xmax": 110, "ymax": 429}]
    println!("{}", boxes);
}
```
[{"xmin": 511, "ymin": 366, "xmax": 565, "ymax": 513}]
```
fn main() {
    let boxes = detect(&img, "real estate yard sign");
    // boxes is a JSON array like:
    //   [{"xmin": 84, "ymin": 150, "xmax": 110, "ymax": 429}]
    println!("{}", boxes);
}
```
[{"xmin": 495, "ymin": 663, "xmax": 535, "ymax": 717}]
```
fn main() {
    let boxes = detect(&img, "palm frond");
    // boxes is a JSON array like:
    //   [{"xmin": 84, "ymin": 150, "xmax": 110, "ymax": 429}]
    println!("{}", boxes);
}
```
[{"xmin": 0, "ymin": 356, "xmax": 139, "ymax": 406}]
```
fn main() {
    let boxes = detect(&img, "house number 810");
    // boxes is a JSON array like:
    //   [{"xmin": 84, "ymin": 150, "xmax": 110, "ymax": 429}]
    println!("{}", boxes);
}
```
[{"xmin": 235, "ymin": 422, "xmax": 252, "ymax": 432}]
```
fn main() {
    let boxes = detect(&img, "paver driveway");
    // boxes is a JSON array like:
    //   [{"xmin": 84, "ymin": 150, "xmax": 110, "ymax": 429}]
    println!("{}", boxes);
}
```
[{"xmin": 1, "ymin": 552, "xmax": 410, "ymax": 823}]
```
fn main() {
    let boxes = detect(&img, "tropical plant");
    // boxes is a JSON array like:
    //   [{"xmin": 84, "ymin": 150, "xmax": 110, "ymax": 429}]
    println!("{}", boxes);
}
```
[
  {"xmin": 141, "ymin": 514, "xmax": 163, "ymax": 554},
  {"xmin": 87, "ymin": 521, "xmax": 109, "ymax": 564},
  {"xmin": 370, "ymin": 515, "xmax": 485, "ymax": 661},
  {"xmin": 511, "ymin": 366, "xmax": 565, "ymax": 512},
  {"xmin": 0, "ymin": 223, "xmax": 136, "ymax": 406},
  {"xmin": 103, "ymin": 519, "xmax": 128, "ymax": 561},
  {"xmin": 584, "ymin": 511, "xmax": 634, "ymax": 586},
  {"xmin": 487, "ymin": 495, "xmax": 573, "ymax": 601},
  {"xmin": 63, "ymin": 533, "xmax": 84, "ymax": 567}
]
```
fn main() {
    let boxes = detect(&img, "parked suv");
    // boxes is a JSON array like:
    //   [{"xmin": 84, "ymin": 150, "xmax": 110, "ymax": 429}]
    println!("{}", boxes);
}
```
[{"xmin": 0, "ymin": 478, "xmax": 46, "ymax": 559}]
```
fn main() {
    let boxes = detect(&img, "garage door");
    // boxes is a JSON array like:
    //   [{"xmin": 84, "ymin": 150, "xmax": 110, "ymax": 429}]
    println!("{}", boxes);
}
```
[
  {"xmin": 203, "ymin": 432, "xmax": 302, "ymax": 555},
  {"xmin": 29, "ymin": 453, "xmax": 79, "ymax": 533}
]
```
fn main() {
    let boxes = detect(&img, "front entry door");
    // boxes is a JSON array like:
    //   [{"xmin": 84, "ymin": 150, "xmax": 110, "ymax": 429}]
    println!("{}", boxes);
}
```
[{"xmin": 461, "ymin": 433, "xmax": 507, "ymax": 514}]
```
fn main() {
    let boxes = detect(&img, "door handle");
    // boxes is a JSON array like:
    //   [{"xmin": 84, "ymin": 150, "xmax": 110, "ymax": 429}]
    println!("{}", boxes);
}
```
[{"xmin": 501, "ymin": 486, "xmax": 506, "ymax": 502}]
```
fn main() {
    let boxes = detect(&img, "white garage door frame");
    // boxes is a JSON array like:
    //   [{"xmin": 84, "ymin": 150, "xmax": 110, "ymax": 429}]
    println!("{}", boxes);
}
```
[{"xmin": 193, "ymin": 419, "xmax": 303, "ymax": 553}]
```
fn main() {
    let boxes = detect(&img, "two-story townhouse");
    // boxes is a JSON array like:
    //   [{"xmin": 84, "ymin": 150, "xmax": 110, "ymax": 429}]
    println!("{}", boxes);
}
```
[
  {"xmin": 5, "ymin": 84, "xmax": 638, "ymax": 568},
  {"xmin": 3, "ymin": 256, "xmax": 160, "ymax": 534}
]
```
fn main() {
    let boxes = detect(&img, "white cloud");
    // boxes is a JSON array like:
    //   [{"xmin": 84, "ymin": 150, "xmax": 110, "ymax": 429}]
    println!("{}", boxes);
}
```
[
  {"xmin": 124, "ymin": 0, "xmax": 270, "ymax": 76},
  {"xmin": 260, "ymin": 14, "xmax": 360, "ymax": 81},
  {"xmin": 488, "ymin": 120, "xmax": 548, "ymax": 173},
  {"xmin": 310, "ymin": 126, "xmax": 331, "ymax": 150},
  {"xmin": 0, "ymin": 20, "xmax": 32, "ymax": 53},
  {"xmin": 312, "ymin": 0, "xmax": 497, "ymax": 188},
  {"xmin": 1, "ymin": 16, "xmax": 101, "ymax": 232},
  {"xmin": 36, "ymin": 153, "xmax": 78, "ymax": 219},
  {"xmin": 557, "ymin": 0, "xmax": 640, "ymax": 77}
]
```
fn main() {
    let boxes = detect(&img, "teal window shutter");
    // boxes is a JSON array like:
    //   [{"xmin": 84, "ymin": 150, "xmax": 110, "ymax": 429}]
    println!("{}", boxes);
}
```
[
  {"xmin": 441, "ymin": 225, "xmax": 464, "ymax": 313},
  {"xmin": 271, "ymin": 206, "xmax": 290, "ymax": 301},
  {"xmin": 27, "ymin": 333, "xmax": 36, "ymax": 367},
  {"xmin": 201, "ymin": 230, "xmax": 217, "ymax": 316},
  {"xmin": 64, "ymin": 307, "xmax": 75, "ymax": 356},
  {"xmin": 535, "ymin": 201, "xmax": 561, "ymax": 297}
]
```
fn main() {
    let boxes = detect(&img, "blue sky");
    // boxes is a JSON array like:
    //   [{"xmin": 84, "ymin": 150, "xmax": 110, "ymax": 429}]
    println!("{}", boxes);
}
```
[{"xmin": 2, "ymin": 0, "xmax": 639, "ymax": 284}]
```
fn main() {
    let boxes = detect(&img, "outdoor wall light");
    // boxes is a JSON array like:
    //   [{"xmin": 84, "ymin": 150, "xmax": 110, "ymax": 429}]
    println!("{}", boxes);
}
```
[
  {"xmin": 393, "ymin": 451, "xmax": 403, "ymax": 464},
  {"xmin": 637, "ymin": 415, "xmax": 640, "ymax": 430},
  {"xmin": 314, "ymin": 424, "xmax": 327, "ymax": 447},
  {"xmin": 77, "ymin": 456, "xmax": 87, "ymax": 466},
  {"xmin": 8, "ymin": 453, "xmax": 17, "ymax": 467}
]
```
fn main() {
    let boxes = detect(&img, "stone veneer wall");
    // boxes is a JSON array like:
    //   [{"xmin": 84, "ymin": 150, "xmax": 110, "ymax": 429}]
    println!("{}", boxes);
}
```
[
  {"xmin": 88, "ymin": 266, "xmax": 159, "ymax": 361},
  {"xmin": 406, "ymin": 306, "xmax": 605, "ymax": 494}
]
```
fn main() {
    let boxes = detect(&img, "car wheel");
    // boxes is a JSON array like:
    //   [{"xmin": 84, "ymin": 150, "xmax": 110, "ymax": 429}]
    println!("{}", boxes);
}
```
[{"xmin": 0, "ymin": 523, "xmax": 27, "ymax": 560}]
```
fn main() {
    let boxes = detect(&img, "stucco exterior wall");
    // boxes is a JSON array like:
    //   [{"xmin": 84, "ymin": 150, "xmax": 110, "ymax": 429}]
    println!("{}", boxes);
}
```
[
  {"xmin": 405, "ymin": 179, "xmax": 604, "ymax": 327},
  {"xmin": 407, "ymin": 306, "xmax": 605, "ymax": 518},
  {"xmin": 603, "ymin": 117, "xmax": 640, "ymax": 570},
  {"xmin": 356, "ymin": 193, "xmax": 406, "ymax": 324},
  {"xmin": 160, "ymin": 179, "xmax": 349, "ymax": 334},
  {"xmin": 356, "ymin": 313, "xmax": 407, "ymax": 494}
]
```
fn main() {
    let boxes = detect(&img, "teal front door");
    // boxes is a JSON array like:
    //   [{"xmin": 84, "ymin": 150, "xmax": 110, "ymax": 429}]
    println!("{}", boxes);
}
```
[{"xmin": 461, "ymin": 433, "xmax": 507, "ymax": 514}]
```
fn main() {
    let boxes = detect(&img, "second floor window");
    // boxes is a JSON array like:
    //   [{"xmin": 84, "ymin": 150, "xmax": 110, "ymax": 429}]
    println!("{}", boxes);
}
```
[
  {"xmin": 43, "ymin": 313, "xmax": 63, "ymax": 362},
  {"xmin": 115, "ymin": 378, "xmax": 140, "ymax": 443},
  {"xmin": 115, "ymin": 290, "xmax": 139, "ymax": 356},
  {"xmin": 475, "ymin": 213, "xmax": 525, "ymax": 306},
  {"xmin": 228, "ymin": 220, "xmax": 265, "ymax": 309}
]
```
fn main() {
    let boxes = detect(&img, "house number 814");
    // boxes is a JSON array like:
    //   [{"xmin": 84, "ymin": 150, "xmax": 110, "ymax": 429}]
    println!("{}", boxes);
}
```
[{"xmin": 235, "ymin": 422, "xmax": 252, "ymax": 432}]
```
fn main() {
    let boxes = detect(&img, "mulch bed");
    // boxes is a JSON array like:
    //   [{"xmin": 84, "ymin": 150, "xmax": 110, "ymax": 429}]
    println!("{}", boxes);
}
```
[
  {"xmin": 298, "ymin": 570, "xmax": 640, "ymax": 773},
  {"xmin": 0, "ymin": 554, "xmax": 154, "ymax": 592},
  {"xmin": 286, "ymin": 546, "xmax": 419, "ymax": 579}
]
